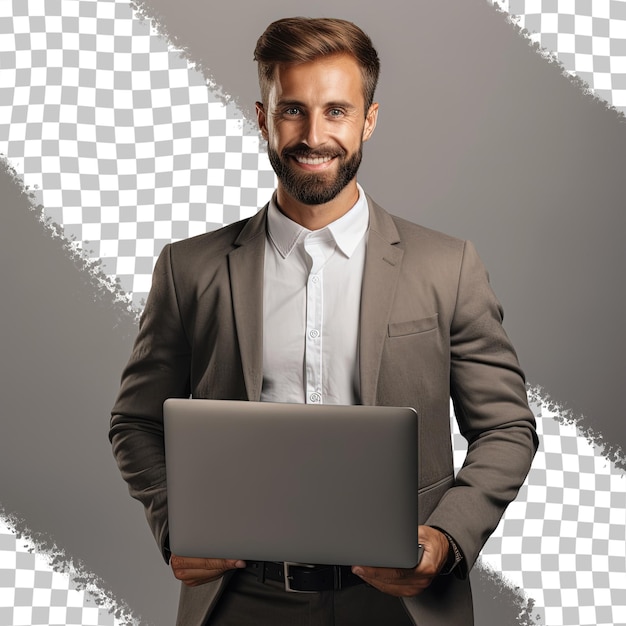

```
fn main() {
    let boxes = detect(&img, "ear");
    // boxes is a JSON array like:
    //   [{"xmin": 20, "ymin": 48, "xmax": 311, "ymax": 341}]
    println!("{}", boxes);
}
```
[
  {"xmin": 256, "ymin": 101, "xmax": 268, "ymax": 140},
  {"xmin": 362, "ymin": 102, "xmax": 379, "ymax": 142}
]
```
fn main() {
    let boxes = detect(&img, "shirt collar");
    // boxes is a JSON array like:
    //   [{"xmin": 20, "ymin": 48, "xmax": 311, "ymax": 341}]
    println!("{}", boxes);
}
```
[{"xmin": 267, "ymin": 184, "xmax": 369, "ymax": 259}]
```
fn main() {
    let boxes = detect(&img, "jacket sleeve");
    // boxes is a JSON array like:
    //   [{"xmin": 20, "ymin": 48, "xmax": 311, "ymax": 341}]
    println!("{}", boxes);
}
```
[
  {"xmin": 425, "ymin": 240, "xmax": 539, "ymax": 574},
  {"xmin": 109, "ymin": 243, "xmax": 191, "ymax": 562}
]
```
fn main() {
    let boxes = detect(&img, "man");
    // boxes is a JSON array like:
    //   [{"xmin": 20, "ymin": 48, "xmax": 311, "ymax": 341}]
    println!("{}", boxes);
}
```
[{"xmin": 110, "ymin": 17, "xmax": 538, "ymax": 626}]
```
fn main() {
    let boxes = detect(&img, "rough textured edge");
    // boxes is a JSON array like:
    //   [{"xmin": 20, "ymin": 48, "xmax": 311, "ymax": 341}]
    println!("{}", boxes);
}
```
[
  {"xmin": 487, "ymin": 0, "xmax": 626, "ymax": 121},
  {"xmin": 527, "ymin": 382, "xmax": 626, "ymax": 471},
  {"xmin": 0, "ymin": 155, "xmax": 146, "ymax": 624},
  {"xmin": 0, "ymin": 505, "xmax": 140, "ymax": 626},
  {"xmin": 486, "ymin": 0, "xmax": 626, "ymax": 469},
  {"xmin": 0, "ymin": 156, "xmax": 141, "ymax": 323},
  {"xmin": 2, "ymin": 3, "xmax": 621, "ymax": 621},
  {"xmin": 472, "ymin": 559, "xmax": 543, "ymax": 625},
  {"xmin": 131, "ymin": 0, "xmax": 626, "ymax": 124},
  {"xmin": 128, "ymin": 0, "xmax": 259, "ymax": 134}
]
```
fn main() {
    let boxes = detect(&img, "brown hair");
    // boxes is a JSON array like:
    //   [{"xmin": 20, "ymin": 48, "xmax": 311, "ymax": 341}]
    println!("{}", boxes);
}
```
[{"xmin": 254, "ymin": 17, "xmax": 380, "ymax": 112}]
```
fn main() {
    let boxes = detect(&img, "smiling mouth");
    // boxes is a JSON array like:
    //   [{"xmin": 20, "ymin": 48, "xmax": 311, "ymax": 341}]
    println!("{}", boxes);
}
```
[{"xmin": 292, "ymin": 154, "xmax": 336, "ymax": 166}]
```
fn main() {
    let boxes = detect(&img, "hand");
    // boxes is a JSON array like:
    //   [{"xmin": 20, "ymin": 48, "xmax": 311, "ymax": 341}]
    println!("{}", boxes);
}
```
[
  {"xmin": 351, "ymin": 526, "xmax": 450, "ymax": 597},
  {"xmin": 170, "ymin": 555, "xmax": 246, "ymax": 587}
]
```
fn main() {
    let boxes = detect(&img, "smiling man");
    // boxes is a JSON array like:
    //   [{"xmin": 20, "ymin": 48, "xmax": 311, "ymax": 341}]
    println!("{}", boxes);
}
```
[
  {"xmin": 257, "ymin": 51, "xmax": 377, "ymax": 226},
  {"xmin": 110, "ymin": 17, "xmax": 537, "ymax": 626}
]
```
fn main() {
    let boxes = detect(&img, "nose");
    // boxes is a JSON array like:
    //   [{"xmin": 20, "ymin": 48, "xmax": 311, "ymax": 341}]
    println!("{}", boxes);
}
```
[{"xmin": 302, "ymin": 112, "xmax": 326, "ymax": 148}]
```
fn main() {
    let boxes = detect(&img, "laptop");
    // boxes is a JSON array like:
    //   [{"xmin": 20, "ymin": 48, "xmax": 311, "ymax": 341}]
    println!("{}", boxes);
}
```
[{"xmin": 163, "ymin": 398, "xmax": 419, "ymax": 568}]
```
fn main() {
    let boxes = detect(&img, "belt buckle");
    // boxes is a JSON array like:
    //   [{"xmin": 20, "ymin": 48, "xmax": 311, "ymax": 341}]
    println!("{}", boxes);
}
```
[{"xmin": 283, "ymin": 561, "xmax": 317, "ymax": 593}]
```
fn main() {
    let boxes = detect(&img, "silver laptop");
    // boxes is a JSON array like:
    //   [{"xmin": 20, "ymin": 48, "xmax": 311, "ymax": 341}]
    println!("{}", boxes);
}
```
[{"xmin": 163, "ymin": 399, "xmax": 419, "ymax": 568}]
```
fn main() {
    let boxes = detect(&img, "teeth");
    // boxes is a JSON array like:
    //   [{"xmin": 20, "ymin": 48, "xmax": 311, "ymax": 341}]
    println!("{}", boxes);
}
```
[{"xmin": 294, "ymin": 155, "xmax": 333, "ymax": 165}]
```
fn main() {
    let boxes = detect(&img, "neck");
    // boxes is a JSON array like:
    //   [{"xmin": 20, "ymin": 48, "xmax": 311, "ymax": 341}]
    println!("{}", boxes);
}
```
[{"xmin": 275, "ymin": 180, "xmax": 359, "ymax": 230}]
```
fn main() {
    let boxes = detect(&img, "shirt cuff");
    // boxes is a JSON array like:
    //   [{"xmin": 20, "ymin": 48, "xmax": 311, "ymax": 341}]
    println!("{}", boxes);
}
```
[{"xmin": 429, "ymin": 527, "xmax": 464, "ymax": 576}]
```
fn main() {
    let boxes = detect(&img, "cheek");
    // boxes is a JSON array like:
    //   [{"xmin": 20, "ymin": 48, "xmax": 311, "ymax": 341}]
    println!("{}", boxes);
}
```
[
  {"xmin": 271, "ymin": 123, "xmax": 298, "ymax": 148},
  {"xmin": 340, "ymin": 122, "xmax": 367, "ymax": 147}
]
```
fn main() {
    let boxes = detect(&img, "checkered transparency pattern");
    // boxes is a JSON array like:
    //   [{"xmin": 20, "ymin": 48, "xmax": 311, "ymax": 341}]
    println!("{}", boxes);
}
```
[
  {"xmin": 1, "ymin": 1, "xmax": 625, "ymax": 626},
  {"xmin": 453, "ymin": 398, "xmax": 626, "ymax": 626},
  {"xmin": 489, "ymin": 0, "xmax": 626, "ymax": 113},
  {"xmin": 481, "ymin": 5, "xmax": 626, "ymax": 624},
  {"xmin": 0, "ymin": 0, "xmax": 276, "ymax": 308},
  {"xmin": 0, "ymin": 518, "xmax": 126, "ymax": 626}
]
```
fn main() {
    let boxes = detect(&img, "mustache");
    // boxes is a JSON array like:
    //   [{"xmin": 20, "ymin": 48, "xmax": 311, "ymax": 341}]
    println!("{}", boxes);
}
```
[{"xmin": 282, "ymin": 145, "xmax": 344, "ymax": 160}]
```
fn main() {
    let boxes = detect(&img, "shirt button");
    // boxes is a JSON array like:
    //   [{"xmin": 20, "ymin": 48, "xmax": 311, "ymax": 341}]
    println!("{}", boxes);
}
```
[
  {"xmin": 309, "ymin": 329, "xmax": 320, "ymax": 339},
  {"xmin": 311, "ymin": 275, "xmax": 320, "ymax": 284},
  {"xmin": 309, "ymin": 392, "xmax": 321, "ymax": 403}
]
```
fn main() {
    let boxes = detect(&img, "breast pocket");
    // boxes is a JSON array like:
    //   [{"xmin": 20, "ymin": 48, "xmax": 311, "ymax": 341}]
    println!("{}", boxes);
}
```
[{"xmin": 387, "ymin": 314, "xmax": 439, "ymax": 337}]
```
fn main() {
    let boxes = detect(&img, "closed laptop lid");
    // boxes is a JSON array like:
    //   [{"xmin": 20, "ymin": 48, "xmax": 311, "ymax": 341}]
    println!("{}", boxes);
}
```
[{"xmin": 164, "ymin": 399, "xmax": 419, "ymax": 568}]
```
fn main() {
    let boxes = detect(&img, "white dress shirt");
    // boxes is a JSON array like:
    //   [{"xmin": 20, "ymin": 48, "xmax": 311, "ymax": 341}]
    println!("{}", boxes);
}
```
[{"xmin": 260, "ymin": 185, "xmax": 369, "ymax": 405}]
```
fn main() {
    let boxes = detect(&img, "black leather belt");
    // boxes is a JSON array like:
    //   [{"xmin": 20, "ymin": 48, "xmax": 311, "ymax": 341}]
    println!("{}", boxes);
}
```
[{"xmin": 245, "ymin": 561, "xmax": 366, "ymax": 593}]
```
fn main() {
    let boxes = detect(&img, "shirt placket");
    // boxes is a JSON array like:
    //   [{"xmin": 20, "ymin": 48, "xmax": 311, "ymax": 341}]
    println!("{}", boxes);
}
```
[{"xmin": 303, "ymin": 237, "xmax": 329, "ymax": 404}]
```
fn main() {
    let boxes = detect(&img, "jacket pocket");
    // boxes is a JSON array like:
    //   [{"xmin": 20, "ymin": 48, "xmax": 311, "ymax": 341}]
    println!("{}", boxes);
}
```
[{"xmin": 388, "ymin": 314, "xmax": 439, "ymax": 337}]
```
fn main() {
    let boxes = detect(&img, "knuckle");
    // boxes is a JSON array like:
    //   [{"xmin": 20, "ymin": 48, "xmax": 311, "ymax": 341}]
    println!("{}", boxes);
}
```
[{"xmin": 402, "ymin": 588, "xmax": 422, "ymax": 597}]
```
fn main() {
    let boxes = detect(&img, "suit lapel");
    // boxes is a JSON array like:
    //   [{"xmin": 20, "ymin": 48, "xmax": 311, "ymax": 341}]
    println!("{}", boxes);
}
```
[
  {"xmin": 359, "ymin": 199, "xmax": 404, "ymax": 406},
  {"xmin": 228, "ymin": 206, "xmax": 268, "ymax": 402},
  {"xmin": 227, "ymin": 200, "xmax": 403, "ymax": 405}
]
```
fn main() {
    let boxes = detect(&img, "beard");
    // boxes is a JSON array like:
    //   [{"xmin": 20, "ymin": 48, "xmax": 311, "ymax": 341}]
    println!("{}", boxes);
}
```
[{"xmin": 267, "ymin": 143, "xmax": 363, "ymax": 206}]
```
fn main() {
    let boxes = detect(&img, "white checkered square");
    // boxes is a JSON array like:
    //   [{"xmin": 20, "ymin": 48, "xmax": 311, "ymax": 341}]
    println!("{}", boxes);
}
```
[
  {"xmin": 490, "ymin": 0, "xmax": 626, "ymax": 114},
  {"xmin": 0, "ymin": 518, "xmax": 125, "ymax": 626},
  {"xmin": 1, "ymin": 1, "xmax": 625, "ymax": 624},
  {"xmin": 472, "ymin": 389, "xmax": 626, "ymax": 626},
  {"xmin": 0, "ymin": 0, "xmax": 276, "ymax": 308}
]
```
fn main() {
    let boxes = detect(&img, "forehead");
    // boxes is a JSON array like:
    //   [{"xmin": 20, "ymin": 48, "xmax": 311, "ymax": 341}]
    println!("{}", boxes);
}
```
[{"xmin": 269, "ymin": 53, "xmax": 365, "ymax": 106}]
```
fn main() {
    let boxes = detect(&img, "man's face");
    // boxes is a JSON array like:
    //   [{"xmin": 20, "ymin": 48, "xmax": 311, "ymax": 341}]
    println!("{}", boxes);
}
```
[{"xmin": 256, "ymin": 53, "xmax": 378, "ymax": 207}]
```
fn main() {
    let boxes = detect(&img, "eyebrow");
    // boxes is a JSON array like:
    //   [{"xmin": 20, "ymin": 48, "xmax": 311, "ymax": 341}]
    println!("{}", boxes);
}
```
[{"xmin": 275, "ymin": 99, "xmax": 359, "ymax": 112}]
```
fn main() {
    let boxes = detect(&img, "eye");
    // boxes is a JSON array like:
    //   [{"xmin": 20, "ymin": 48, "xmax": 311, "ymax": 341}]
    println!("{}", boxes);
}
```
[
  {"xmin": 328, "ymin": 108, "xmax": 344, "ymax": 117},
  {"xmin": 285, "ymin": 107, "xmax": 301, "ymax": 116}
]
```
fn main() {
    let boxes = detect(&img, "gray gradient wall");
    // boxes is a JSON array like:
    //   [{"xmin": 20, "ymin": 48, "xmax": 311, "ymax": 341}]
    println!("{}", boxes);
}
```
[{"xmin": 0, "ymin": 1, "xmax": 624, "ymax": 625}]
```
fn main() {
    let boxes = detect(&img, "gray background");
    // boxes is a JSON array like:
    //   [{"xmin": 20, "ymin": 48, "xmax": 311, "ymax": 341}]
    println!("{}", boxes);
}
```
[
  {"xmin": 135, "ymin": 0, "xmax": 626, "ymax": 460},
  {"xmin": 0, "ymin": 0, "xmax": 624, "ymax": 625}
]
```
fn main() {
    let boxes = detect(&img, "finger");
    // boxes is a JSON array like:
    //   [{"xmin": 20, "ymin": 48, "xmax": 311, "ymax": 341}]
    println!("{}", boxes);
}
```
[
  {"xmin": 352, "ymin": 566, "xmax": 411, "ymax": 583},
  {"xmin": 354, "ymin": 571, "xmax": 432, "ymax": 597},
  {"xmin": 171, "ymin": 556, "xmax": 244, "ymax": 571},
  {"xmin": 170, "ymin": 557, "xmax": 246, "ymax": 587},
  {"xmin": 351, "ymin": 566, "xmax": 432, "ymax": 597}
]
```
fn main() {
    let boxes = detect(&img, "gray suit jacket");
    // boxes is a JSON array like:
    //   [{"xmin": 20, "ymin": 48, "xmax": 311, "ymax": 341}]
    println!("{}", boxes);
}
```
[{"xmin": 110, "ymin": 197, "xmax": 538, "ymax": 625}]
